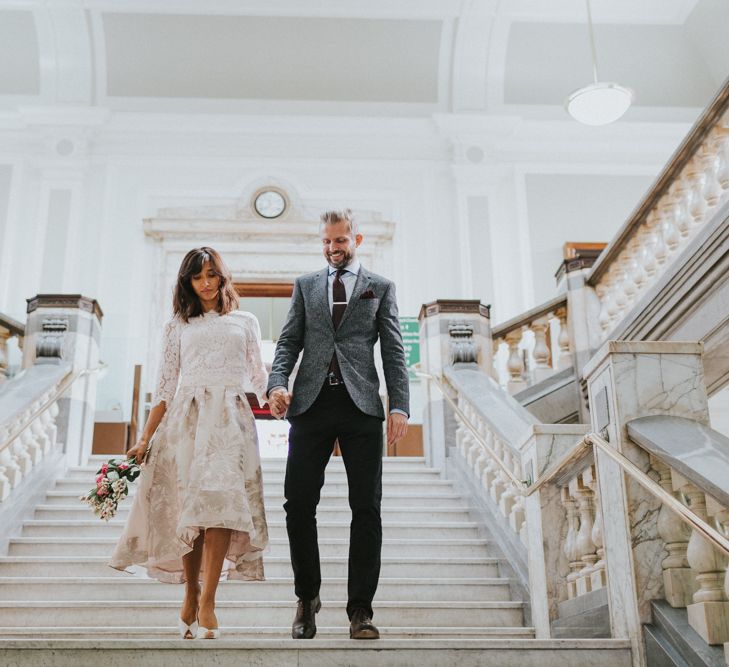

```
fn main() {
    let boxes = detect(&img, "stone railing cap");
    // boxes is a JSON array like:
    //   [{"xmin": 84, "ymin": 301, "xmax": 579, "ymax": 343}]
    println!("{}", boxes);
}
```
[
  {"xmin": 419, "ymin": 300, "xmax": 490, "ymax": 322},
  {"xmin": 26, "ymin": 295, "xmax": 104, "ymax": 321},
  {"xmin": 583, "ymin": 340, "xmax": 704, "ymax": 381},
  {"xmin": 627, "ymin": 415, "xmax": 729, "ymax": 508}
]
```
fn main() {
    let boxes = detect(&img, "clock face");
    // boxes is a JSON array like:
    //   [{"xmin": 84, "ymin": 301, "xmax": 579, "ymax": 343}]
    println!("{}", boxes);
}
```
[{"xmin": 254, "ymin": 190, "xmax": 286, "ymax": 219}]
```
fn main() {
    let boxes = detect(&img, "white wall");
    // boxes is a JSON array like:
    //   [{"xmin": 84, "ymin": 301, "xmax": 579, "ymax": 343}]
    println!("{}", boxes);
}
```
[{"xmin": 0, "ymin": 112, "xmax": 690, "ymax": 417}]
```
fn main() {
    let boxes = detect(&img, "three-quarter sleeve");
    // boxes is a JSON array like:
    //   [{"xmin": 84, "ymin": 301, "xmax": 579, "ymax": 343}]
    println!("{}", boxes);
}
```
[
  {"xmin": 151, "ymin": 317, "xmax": 182, "ymax": 409},
  {"xmin": 245, "ymin": 315, "xmax": 269, "ymax": 407}
]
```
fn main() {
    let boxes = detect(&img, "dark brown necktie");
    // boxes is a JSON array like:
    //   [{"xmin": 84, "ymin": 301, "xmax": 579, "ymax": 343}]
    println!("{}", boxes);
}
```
[{"xmin": 328, "ymin": 269, "xmax": 346, "ymax": 379}]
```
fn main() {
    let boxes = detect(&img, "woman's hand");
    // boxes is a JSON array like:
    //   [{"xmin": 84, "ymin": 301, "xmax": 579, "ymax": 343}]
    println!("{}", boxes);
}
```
[{"xmin": 126, "ymin": 438, "xmax": 150, "ymax": 464}]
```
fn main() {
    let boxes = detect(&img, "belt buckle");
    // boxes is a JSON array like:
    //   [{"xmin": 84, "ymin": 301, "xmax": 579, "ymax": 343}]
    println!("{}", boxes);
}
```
[{"xmin": 327, "ymin": 373, "xmax": 341, "ymax": 386}]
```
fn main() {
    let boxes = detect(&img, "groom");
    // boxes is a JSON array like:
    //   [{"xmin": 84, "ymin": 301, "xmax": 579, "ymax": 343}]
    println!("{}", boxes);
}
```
[{"xmin": 267, "ymin": 209, "xmax": 409, "ymax": 640}]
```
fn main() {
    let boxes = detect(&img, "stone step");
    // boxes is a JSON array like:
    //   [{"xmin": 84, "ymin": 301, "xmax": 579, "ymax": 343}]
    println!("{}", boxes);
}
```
[
  {"xmin": 8, "ymin": 537, "xmax": 495, "ymax": 559},
  {"xmin": 46, "ymin": 490, "xmax": 468, "ymax": 508},
  {"xmin": 0, "ymin": 600, "xmax": 526, "ymax": 628},
  {"xmin": 0, "ymin": 556, "xmax": 501, "ymax": 579},
  {"xmin": 20, "ymin": 520, "xmax": 482, "ymax": 540},
  {"xmin": 0, "ymin": 638, "xmax": 633, "ymax": 667},
  {"xmin": 0, "ymin": 625, "xmax": 535, "ymax": 639},
  {"xmin": 86, "ymin": 456, "xmax": 430, "ymax": 470},
  {"xmin": 0, "ymin": 638, "xmax": 634, "ymax": 667},
  {"xmin": 55, "ymin": 479, "xmax": 455, "ymax": 495},
  {"xmin": 33, "ymin": 505, "xmax": 473, "ymax": 523},
  {"xmin": 0, "ymin": 577, "xmax": 512, "ymax": 602},
  {"xmin": 67, "ymin": 466, "xmax": 445, "ymax": 482}
]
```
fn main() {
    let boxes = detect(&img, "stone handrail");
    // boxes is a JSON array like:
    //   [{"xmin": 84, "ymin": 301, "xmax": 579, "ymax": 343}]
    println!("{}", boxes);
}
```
[
  {"xmin": 586, "ymin": 77, "xmax": 729, "ymax": 336},
  {"xmin": 0, "ymin": 313, "xmax": 24, "ymax": 382},
  {"xmin": 431, "ymin": 365, "xmax": 589, "ymax": 637},
  {"xmin": 491, "ymin": 295, "xmax": 572, "ymax": 394},
  {"xmin": 0, "ymin": 363, "xmax": 74, "ymax": 502}
]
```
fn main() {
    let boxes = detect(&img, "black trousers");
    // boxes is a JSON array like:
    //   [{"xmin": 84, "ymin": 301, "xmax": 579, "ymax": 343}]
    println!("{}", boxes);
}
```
[{"xmin": 284, "ymin": 383, "xmax": 383, "ymax": 619}]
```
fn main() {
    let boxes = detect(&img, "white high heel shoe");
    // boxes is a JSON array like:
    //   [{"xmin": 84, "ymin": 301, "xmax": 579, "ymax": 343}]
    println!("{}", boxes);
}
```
[
  {"xmin": 178, "ymin": 618, "xmax": 198, "ymax": 639},
  {"xmin": 196, "ymin": 626, "xmax": 220, "ymax": 639}
]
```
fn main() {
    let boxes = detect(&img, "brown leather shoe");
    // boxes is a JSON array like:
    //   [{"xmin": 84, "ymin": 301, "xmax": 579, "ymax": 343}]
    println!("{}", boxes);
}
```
[
  {"xmin": 292, "ymin": 596, "xmax": 321, "ymax": 639},
  {"xmin": 349, "ymin": 608, "xmax": 380, "ymax": 639}
]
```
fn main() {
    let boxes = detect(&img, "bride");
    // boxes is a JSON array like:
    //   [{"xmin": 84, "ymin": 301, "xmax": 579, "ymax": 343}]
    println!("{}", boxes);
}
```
[{"xmin": 109, "ymin": 246, "xmax": 269, "ymax": 640}]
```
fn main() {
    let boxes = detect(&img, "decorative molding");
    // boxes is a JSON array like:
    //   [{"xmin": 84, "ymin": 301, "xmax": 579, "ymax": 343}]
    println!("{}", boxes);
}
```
[
  {"xmin": 448, "ymin": 320, "xmax": 477, "ymax": 364},
  {"xmin": 26, "ymin": 295, "xmax": 104, "ymax": 321},
  {"xmin": 419, "ymin": 299, "xmax": 490, "ymax": 321},
  {"xmin": 36, "ymin": 317, "xmax": 68, "ymax": 359}
]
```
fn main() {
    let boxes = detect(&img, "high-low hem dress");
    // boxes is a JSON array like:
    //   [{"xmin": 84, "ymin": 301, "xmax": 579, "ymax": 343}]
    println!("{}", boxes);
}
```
[{"xmin": 108, "ymin": 310, "xmax": 270, "ymax": 584}]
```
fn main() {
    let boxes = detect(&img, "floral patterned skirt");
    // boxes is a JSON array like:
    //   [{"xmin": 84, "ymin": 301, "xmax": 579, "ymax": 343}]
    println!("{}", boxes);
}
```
[{"xmin": 108, "ymin": 385, "xmax": 268, "ymax": 583}]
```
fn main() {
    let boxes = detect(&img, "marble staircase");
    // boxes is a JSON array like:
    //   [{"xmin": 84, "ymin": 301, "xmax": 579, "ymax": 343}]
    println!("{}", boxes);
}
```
[{"xmin": 0, "ymin": 455, "xmax": 631, "ymax": 665}]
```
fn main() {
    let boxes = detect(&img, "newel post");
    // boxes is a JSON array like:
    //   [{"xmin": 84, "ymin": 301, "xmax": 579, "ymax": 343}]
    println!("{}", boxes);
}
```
[
  {"xmin": 418, "ymin": 300, "xmax": 490, "ymax": 469},
  {"xmin": 583, "ymin": 341, "xmax": 709, "ymax": 666}
]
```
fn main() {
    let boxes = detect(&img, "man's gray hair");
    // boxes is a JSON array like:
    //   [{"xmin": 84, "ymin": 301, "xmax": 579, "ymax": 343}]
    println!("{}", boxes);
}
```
[{"xmin": 320, "ymin": 208, "xmax": 359, "ymax": 237}]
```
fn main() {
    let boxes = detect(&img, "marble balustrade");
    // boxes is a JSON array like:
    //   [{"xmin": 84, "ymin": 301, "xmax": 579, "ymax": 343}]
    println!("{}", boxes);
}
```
[
  {"xmin": 0, "ymin": 388, "xmax": 62, "ymax": 504},
  {"xmin": 492, "ymin": 299, "xmax": 573, "ymax": 394},
  {"xmin": 592, "ymin": 107, "xmax": 729, "ymax": 337}
]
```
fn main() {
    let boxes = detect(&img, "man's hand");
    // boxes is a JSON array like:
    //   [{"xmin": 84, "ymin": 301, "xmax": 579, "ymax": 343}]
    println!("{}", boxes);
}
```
[
  {"xmin": 268, "ymin": 388, "xmax": 291, "ymax": 420},
  {"xmin": 387, "ymin": 412, "xmax": 408, "ymax": 448}
]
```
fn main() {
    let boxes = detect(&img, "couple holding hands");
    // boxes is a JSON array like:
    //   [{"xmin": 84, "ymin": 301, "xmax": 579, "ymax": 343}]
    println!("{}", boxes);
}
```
[{"xmin": 109, "ymin": 209, "xmax": 410, "ymax": 641}]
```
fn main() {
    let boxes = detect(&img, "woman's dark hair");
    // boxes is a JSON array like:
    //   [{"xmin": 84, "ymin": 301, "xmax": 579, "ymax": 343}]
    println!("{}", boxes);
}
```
[{"xmin": 173, "ymin": 247, "xmax": 239, "ymax": 322}]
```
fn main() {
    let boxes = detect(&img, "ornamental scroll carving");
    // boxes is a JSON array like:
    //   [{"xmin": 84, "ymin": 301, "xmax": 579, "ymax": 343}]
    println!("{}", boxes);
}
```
[
  {"xmin": 36, "ymin": 318, "xmax": 68, "ymax": 359},
  {"xmin": 448, "ymin": 320, "xmax": 477, "ymax": 364}
]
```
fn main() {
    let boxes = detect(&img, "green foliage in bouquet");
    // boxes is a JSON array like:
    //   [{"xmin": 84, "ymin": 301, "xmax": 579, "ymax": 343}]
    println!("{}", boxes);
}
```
[{"xmin": 79, "ymin": 457, "xmax": 142, "ymax": 521}]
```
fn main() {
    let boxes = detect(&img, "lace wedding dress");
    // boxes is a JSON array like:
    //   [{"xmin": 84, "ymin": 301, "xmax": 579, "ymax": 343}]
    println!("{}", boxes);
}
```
[{"xmin": 109, "ymin": 310, "xmax": 270, "ymax": 583}]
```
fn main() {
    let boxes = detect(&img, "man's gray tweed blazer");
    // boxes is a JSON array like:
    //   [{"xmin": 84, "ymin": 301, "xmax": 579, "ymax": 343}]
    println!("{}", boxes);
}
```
[{"xmin": 267, "ymin": 266, "xmax": 410, "ymax": 420}]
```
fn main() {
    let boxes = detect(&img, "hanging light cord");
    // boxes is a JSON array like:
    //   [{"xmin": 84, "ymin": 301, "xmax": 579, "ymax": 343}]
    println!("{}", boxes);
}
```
[{"xmin": 585, "ymin": 0, "xmax": 600, "ymax": 84}]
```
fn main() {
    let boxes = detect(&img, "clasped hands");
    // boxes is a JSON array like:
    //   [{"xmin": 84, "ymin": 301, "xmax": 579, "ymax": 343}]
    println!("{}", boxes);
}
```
[{"xmin": 267, "ymin": 388, "xmax": 291, "ymax": 420}]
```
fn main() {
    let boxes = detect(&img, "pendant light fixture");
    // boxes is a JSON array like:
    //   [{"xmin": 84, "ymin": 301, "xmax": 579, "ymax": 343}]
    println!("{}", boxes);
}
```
[{"xmin": 566, "ymin": 0, "xmax": 633, "ymax": 126}]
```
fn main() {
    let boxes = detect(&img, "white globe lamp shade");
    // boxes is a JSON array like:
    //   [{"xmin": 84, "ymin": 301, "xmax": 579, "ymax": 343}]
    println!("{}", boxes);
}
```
[{"xmin": 566, "ymin": 81, "xmax": 634, "ymax": 126}]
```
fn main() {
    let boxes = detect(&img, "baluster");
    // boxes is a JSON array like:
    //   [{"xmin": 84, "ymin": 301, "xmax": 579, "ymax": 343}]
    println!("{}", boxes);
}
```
[
  {"xmin": 715, "ymin": 129, "xmax": 729, "ymax": 197},
  {"xmin": 489, "ymin": 440, "xmax": 507, "ymax": 505},
  {"xmin": 670, "ymin": 178, "xmax": 692, "ymax": 240},
  {"xmin": 46, "ymin": 401, "xmax": 59, "ymax": 450},
  {"xmin": 595, "ymin": 283, "xmax": 612, "ymax": 333},
  {"xmin": 491, "ymin": 339, "xmax": 502, "ymax": 384},
  {"xmin": 473, "ymin": 429, "xmax": 491, "ymax": 480},
  {"xmin": 0, "ymin": 426, "xmax": 21, "ymax": 488},
  {"xmin": 685, "ymin": 154, "xmax": 708, "ymax": 226},
  {"xmin": 684, "ymin": 483, "xmax": 729, "ymax": 644},
  {"xmin": 481, "ymin": 439, "xmax": 500, "ymax": 495},
  {"xmin": 505, "ymin": 330, "xmax": 526, "ymax": 393},
  {"xmin": 12, "ymin": 414, "xmax": 32, "ymax": 475},
  {"xmin": 648, "ymin": 211, "xmax": 667, "ymax": 268},
  {"xmin": 627, "ymin": 238, "xmax": 646, "ymax": 295},
  {"xmin": 571, "ymin": 473, "xmax": 598, "ymax": 596},
  {"xmin": 0, "ymin": 461, "xmax": 9, "ymax": 501},
  {"xmin": 612, "ymin": 264, "xmax": 629, "ymax": 316},
  {"xmin": 0, "ymin": 330, "xmax": 10, "ymax": 382},
  {"xmin": 508, "ymin": 460, "xmax": 527, "ymax": 544},
  {"xmin": 498, "ymin": 448, "xmax": 516, "ymax": 519},
  {"xmin": 650, "ymin": 458, "xmax": 695, "ymax": 607},
  {"xmin": 619, "ymin": 253, "xmax": 638, "ymax": 305},
  {"xmin": 21, "ymin": 429, "xmax": 40, "ymax": 467},
  {"xmin": 659, "ymin": 195, "xmax": 680, "ymax": 255},
  {"xmin": 530, "ymin": 317, "xmax": 552, "ymax": 382},
  {"xmin": 555, "ymin": 307, "xmax": 572, "ymax": 370},
  {"xmin": 702, "ymin": 133, "xmax": 722, "ymax": 210},
  {"xmin": 562, "ymin": 486, "xmax": 582, "ymax": 599},
  {"xmin": 582, "ymin": 465, "xmax": 606, "ymax": 590}
]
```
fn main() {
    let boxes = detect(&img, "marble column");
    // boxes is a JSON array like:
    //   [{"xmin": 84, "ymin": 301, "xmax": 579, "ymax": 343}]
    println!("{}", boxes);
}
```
[
  {"xmin": 22, "ymin": 295, "xmax": 103, "ymax": 467},
  {"xmin": 583, "ymin": 341, "xmax": 710, "ymax": 667},
  {"xmin": 418, "ymin": 300, "xmax": 491, "ymax": 469}
]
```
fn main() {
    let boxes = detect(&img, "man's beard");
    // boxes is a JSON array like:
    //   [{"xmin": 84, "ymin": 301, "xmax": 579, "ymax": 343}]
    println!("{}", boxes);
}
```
[{"xmin": 326, "ymin": 248, "xmax": 353, "ymax": 269}]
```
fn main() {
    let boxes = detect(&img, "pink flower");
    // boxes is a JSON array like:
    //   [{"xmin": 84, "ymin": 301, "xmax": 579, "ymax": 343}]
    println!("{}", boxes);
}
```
[
  {"xmin": 96, "ymin": 474, "xmax": 103, "ymax": 484},
  {"xmin": 118, "ymin": 463, "xmax": 129, "ymax": 471},
  {"xmin": 97, "ymin": 486, "xmax": 109, "ymax": 497},
  {"xmin": 101, "ymin": 463, "xmax": 108, "ymax": 475}
]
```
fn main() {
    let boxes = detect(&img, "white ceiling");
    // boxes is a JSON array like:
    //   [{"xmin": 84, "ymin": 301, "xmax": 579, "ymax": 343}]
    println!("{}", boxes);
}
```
[{"xmin": 0, "ymin": 0, "xmax": 726, "ymax": 116}]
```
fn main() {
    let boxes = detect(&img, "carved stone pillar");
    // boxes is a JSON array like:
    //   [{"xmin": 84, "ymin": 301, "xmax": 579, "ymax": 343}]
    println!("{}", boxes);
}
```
[
  {"xmin": 22, "ymin": 295, "xmax": 103, "ymax": 467},
  {"xmin": 418, "ymin": 300, "xmax": 490, "ymax": 470}
]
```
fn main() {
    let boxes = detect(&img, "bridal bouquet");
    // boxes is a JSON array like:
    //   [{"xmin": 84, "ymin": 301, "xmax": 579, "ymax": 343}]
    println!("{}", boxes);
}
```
[{"xmin": 79, "ymin": 457, "xmax": 142, "ymax": 521}]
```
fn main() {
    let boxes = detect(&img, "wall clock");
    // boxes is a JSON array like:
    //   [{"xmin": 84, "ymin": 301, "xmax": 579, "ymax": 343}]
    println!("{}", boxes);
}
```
[{"xmin": 253, "ymin": 190, "xmax": 286, "ymax": 219}]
